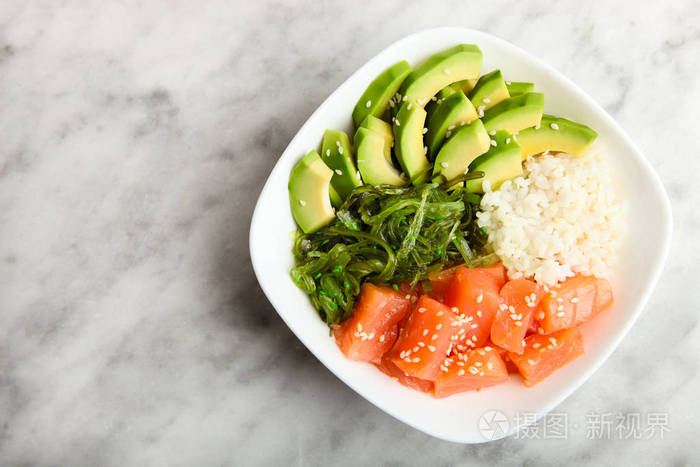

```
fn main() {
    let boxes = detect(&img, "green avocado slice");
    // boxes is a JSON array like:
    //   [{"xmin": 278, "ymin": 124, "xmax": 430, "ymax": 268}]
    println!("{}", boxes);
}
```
[
  {"xmin": 433, "ymin": 119, "xmax": 490, "ymax": 183},
  {"xmin": 399, "ymin": 44, "xmax": 482, "ymax": 107},
  {"xmin": 321, "ymin": 130, "xmax": 362, "ymax": 202},
  {"xmin": 352, "ymin": 61, "xmax": 412, "ymax": 129},
  {"xmin": 466, "ymin": 131, "xmax": 523, "ymax": 193},
  {"xmin": 288, "ymin": 150, "xmax": 336, "ymax": 233},
  {"xmin": 425, "ymin": 90, "xmax": 478, "ymax": 160},
  {"xmin": 482, "ymin": 92, "xmax": 544, "ymax": 134},
  {"xmin": 516, "ymin": 115, "xmax": 598, "ymax": 159},
  {"xmin": 355, "ymin": 127, "xmax": 406, "ymax": 186},
  {"xmin": 469, "ymin": 69, "xmax": 510, "ymax": 112},
  {"xmin": 393, "ymin": 102, "xmax": 430, "ymax": 184},
  {"xmin": 505, "ymin": 81, "xmax": 534, "ymax": 96}
]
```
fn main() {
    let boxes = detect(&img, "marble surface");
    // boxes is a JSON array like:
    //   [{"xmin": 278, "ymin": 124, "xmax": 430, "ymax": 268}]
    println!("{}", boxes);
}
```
[{"xmin": 1, "ymin": 1, "xmax": 699, "ymax": 465}]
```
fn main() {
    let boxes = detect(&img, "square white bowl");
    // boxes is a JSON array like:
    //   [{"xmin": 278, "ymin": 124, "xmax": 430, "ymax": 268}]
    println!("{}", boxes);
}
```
[{"xmin": 249, "ymin": 27, "xmax": 672, "ymax": 443}]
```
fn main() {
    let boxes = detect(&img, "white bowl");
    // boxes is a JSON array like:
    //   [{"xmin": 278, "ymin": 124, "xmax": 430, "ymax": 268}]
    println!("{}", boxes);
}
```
[{"xmin": 249, "ymin": 27, "xmax": 672, "ymax": 443}]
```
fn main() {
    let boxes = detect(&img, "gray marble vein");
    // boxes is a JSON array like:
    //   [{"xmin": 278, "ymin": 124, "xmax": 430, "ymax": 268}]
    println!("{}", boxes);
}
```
[{"xmin": 1, "ymin": 0, "xmax": 699, "ymax": 465}]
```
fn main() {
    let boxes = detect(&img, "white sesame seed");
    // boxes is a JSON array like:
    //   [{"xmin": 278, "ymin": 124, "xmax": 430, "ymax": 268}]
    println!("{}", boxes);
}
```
[
  {"xmin": 487, "ymin": 362, "xmax": 493, "ymax": 370},
  {"xmin": 432, "ymin": 334, "xmax": 439, "ymax": 341},
  {"xmin": 365, "ymin": 100, "xmax": 372, "ymax": 108},
  {"xmin": 538, "ymin": 312, "xmax": 545, "ymax": 320},
  {"xmin": 490, "ymin": 140, "xmax": 497, "ymax": 147},
  {"xmin": 556, "ymin": 311, "xmax": 565, "ymax": 317},
  {"xmin": 458, "ymin": 369, "xmax": 465, "ymax": 376},
  {"xmin": 476, "ymin": 310, "xmax": 482, "ymax": 318},
  {"xmin": 528, "ymin": 359, "xmax": 535, "ymax": 365},
  {"xmin": 431, "ymin": 96, "xmax": 437, "ymax": 101},
  {"xmin": 440, "ymin": 162, "xmax": 448, "ymax": 168},
  {"xmin": 423, "ymin": 127, "xmax": 428, "ymax": 134},
  {"xmin": 557, "ymin": 305, "xmax": 564, "ymax": 311},
  {"xmin": 437, "ymin": 311, "xmax": 444, "ymax": 316},
  {"xmin": 335, "ymin": 169, "xmax": 343, "ymax": 175},
  {"xmin": 485, "ymin": 346, "xmax": 492, "ymax": 351},
  {"xmin": 469, "ymin": 366, "xmax": 479, "ymax": 375},
  {"xmin": 407, "ymin": 103, "xmax": 412, "ymax": 110},
  {"xmin": 357, "ymin": 323, "xmax": 362, "ymax": 331},
  {"xmin": 412, "ymin": 357, "xmax": 420, "ymax": 363},
  {"xmin": 571, "ymin": 297, "xmax": 579, "ymax": 303},
  {"xmin": 413, "ymin": 346, "xmax": 420, "ymax": 352},
  {"xmin": 483, "ymin": 97, "xmax": 491, "ymax": 104},
  {"xmin": 535, "ymin": 123, "xmax": 541, "ymax": 130},
  {"xmin": 379, "ymin": 334, "xmax": 385, "ymax": 342},
  {"xmin": 550, "ymin": 123, "xmax": 559, "ymax": 130},
  {"xmin": 428, "ymin": 345, "xmax": 436, "ymax": 352},
  {"xmin": 325, "ymin": 149, "xmax": 330, "ymax": 156},
  {"xmin": 476, "ymin": 294, "xmax": 483, "ymax": 303},
  {"xmin": 467, "ymin": 120, "xmax": 472, "ymax": 125},
  {"xmin": 448, "ymin": 124, "xmax": 456, "ymax": 131},
  {"xmin": 532, "ymin": 342, "xmax": 540, "ymax": 348},
  {"xmin": 471, "ymin": 323, "xmax": 478, "ymax": 329},
  {"xmin": 402, "ymin": 95, "xmax": 407, "ymax": 102},
  {"xmin": 436, "ymin": 324, "xmax": 442, "ymax": 330},
  {"xmin": 424, "ymin": 146, "xmax": 428, "ymax": 155},
  {"xmin": 445, "ymin": 130, "xmax": 452, "ymax": 138},
  {"xmin": 549, "ymin": 337, "xmax": 558, "ymax": 345},
  {"xmin": 557, "ymin": 297, "xmax": 563, "ymax": 302},
  {"xmin": 512, "ymin": 133, "xmax": 518, "ymax": 141},
  {"xmin": 418, "ymin": 307, "xmax": 426, "ymax": 313},
  {"xmin": 418, "ymin": 342, "xmax": 425, "ymax": 347},
  {"xmin": 515, "ymin": 321, "xmax": 522, "ymax": 327},
  {"xmin": 338, "ymin": 147, "xmax": 343, "ymax": 154},
  {"xmin": 423, "ymin": 329, "xmax": 429, "ymax": 336},
  {"xmin": 506, "ymin": 138, "xmax": 511, "ymax": 144},
  {"xmin": 395, "ymin": 119, "xmax": 400, "ymax": 127},
  {"xmin": 475, "ymin": 361, "xmax": 483, "ymax": 367},
  {"xmin": 488, "ymin": 129, "xmax": 496, "ymax": 136},
  {"xmin": 298, "ymin": 199, "xmax": 306, "ymax": 206},
  {"xmin": 471, "ymin": 336, "xmax": 477, "ymax": 342}
]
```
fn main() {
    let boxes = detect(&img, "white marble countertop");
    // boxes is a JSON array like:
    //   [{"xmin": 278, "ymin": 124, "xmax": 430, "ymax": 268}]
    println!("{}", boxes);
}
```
[{"xmin": 1, "ymin": 1, "xmax": 699, "ymax": 465}]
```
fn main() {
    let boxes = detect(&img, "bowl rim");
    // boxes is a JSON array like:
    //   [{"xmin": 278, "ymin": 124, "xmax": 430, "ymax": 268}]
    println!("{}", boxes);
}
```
[{"xmin": 249, "ymin": 27, "xmax": 673, "ymax": 443}]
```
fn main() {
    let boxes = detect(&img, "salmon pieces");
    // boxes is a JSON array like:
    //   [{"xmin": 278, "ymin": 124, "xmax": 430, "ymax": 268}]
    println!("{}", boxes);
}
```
[
  {"xmin": 332, "ymin": 265, "xmax": 613, "ymax": 397},
  {"xmin": 491, "ymin": 279, "xmax": 544, "ymax": 353},
  {"xmin": 444, "ymin": 267, "xmax": 503, "ymax": 348},
  {"xmin": 389, "ymin": 295, "xmax": 459, "ymax": 381},
  {"xmin": 334, "ymin": 283, "xmax": 410, "ymax": 363},
  {"xmin": 434, "ymin": 346, "xmax": 509, "ymax": 398},
  {"xmin": 507, "ymin": 327, "xmax": 585, "ymax": 386},
  {"xmin": 537, "ymin": 275, "xmax": 614, "ymax": 334}
]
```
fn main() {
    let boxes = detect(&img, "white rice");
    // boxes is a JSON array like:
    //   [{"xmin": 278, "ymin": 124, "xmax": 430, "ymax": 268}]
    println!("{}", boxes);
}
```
[{"xmin": 476, "ymin": 151, "xmax": 623, "ymax": 285}]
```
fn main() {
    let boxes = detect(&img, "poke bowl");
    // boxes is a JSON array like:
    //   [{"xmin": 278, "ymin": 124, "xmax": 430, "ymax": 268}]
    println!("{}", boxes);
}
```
[{"xmin": 249, "ymin": 27, "xmax": 672, "ymax": 443}]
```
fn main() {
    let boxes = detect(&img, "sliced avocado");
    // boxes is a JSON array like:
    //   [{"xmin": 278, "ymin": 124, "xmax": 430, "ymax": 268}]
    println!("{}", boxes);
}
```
[
  {"xmin": 289, "ymin": 150, "xmax": 336, "ymax": 233},
  {"xmin": 505, "ymin": 81, "xmax": 534, "ymax": 96},
  {"xmin": 321, "ymin": 130, "xmax": 362, "ymax": 201},
  {"xmin": 425, "ymin": 90, "xmax": 478, "ymax": 160},
  {"xmin": 352, "ymin": 60, "xmax": 412, "ymax": 128},
  {"xmin": 393, "ymin": 102, "xmax": 430, "ymax": 184},
  {"xmin": 469, "ymin": 70, "xmax": 510, "ymax": 112},
  {"xmin": 355, "ymin": 127, "xmax": 406, "ymax": 186},
  {"xmin": 516, "ymin": 115, "xmax": 598, "ymax": 159},
  {"xmin": 329, "ymin": 184, "xmax": 343, "ymax": 207},
  {"xmin": 433, "ymin": 119, "xmax": 490, "ymax": 182},
  {"xmin": 482, "ymin": 92, "xmax": 544, "ymax": 134},
  {"xmin": 356, "ymin": 115, "xmax": 392, "ymax": 147},
  {"xmin": 425, "ymin": 79, "xmax": 477, "ymax": 119},
  {"xmin": 399, "ymin": 44, "xmax": 482, "ymax": 107},
  {"xmin": 466, "ymin": 131, "xmax": 523, "ymax": 193}
]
